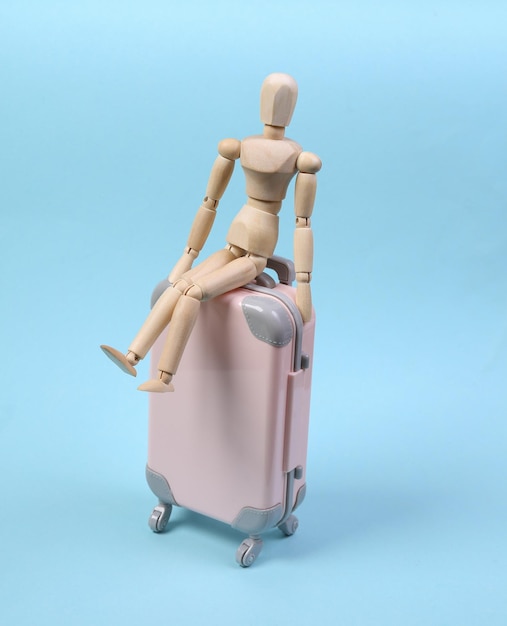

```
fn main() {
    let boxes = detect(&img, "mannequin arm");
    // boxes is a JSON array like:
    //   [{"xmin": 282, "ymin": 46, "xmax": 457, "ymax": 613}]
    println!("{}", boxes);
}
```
[
  {"xmin": 293, "ymin": 151, "xmax": 322, "ymax": 322},
  {"xmin": 169, "ymin": 138, "xmax": 241, "ymax": 282}
]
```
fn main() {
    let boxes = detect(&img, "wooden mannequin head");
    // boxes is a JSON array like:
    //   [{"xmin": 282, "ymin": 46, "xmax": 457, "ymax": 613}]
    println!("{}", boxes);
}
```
[{"xmin": 260, "ymin": 73, "xmax": 298, "ymax": 128}]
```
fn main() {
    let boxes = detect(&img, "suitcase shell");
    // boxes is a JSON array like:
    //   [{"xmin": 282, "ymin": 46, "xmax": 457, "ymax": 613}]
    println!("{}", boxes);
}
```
[{"xmin": 145, "ymin": 258, "xmax": 315, "ymax": 565}]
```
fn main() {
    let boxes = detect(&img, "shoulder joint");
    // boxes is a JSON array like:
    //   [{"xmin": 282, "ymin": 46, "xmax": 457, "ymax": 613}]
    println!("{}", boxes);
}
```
[
  {"xmin": 218, "ymin": 138, "xmax": 241, "ymax": 160},
  {"xmin": 297, "ymin": 151, "xmax": 322, "ymax": 174}
]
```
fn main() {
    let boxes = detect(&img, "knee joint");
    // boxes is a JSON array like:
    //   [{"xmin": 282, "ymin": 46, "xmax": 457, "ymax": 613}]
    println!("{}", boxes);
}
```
[
  {"xmin": 184, "ymin": 284, "xmax": 204, "ymax": 300},
  {"xmin": 173, "ymin": 278, "xmax": 191, "ymax": 294}
]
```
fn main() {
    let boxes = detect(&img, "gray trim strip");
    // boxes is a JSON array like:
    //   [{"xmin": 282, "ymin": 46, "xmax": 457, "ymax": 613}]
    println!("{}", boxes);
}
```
[
  {"xmin": 245, "ymin": 272, "xmax": 306, "ymax": 530},
  {"xmin": 277, "ymin": 465, "xmax": 303, "ymax": 527}
]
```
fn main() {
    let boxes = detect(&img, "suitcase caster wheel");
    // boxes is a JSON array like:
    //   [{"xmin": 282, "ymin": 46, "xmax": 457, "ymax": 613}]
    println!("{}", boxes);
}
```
[
  {"xmin": 278, "ymin": 514, "xmax": 299, "ymax": 536},
  {"xmin": 148, "ymin": 504, "xmax": 172, "ymax": 533},
  {"xmin": 236, "ymin": 537, "xmax": 263, "ymax": 568}
]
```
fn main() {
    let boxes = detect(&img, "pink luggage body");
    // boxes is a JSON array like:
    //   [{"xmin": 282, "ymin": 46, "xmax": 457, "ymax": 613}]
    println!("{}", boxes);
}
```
[{"xmin": 145, "ymin": 257, "xmax": 315, "ymax": 566}]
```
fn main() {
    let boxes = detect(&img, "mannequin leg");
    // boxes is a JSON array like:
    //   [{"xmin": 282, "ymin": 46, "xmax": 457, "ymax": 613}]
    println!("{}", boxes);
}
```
[
  {"xmin": 180, "ymin": 247, "xmax": 236, "ymax": 285},
  {"xmin": 138, "ymin": 254, "xmax": 266, "ymax": 392},
  {"xmin": 128, "ymin": 286, "xmax": 182, "ymax": 358},
  {"xmin": 101, "ymin": 249, "xmax": 237, "ymax": 377},
  {"xmin": 101, "ymin": 286, "xmax": 181, "ymax": 376}
]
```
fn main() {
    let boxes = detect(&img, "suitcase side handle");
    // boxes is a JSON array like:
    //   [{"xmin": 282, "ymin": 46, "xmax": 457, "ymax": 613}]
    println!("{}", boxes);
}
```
[{"xmin": 265, "ymin": 256, "xmax": 295, "ymax": 286}]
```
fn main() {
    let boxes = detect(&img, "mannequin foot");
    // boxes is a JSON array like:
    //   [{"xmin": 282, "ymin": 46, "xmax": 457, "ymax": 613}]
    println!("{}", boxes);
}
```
[
  {"xmin": 138, "ymin": 371, "xmax": 174, "ymax": 393},
  {"xmin": 100, "ymin": 345, "xmax": 139, "ymax": 377}
]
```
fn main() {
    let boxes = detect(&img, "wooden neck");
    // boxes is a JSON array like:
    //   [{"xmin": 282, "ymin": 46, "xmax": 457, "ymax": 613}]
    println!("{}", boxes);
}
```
[{"xmin": 263, "ymin": 125, "xmax": 285, "ymax": 140}]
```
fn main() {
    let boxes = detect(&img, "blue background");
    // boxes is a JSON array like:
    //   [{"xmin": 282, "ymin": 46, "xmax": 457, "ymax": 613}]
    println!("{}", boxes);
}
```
[{"xmin": 1, "ymin": 1, "xmax": 506, "ymax": 624}]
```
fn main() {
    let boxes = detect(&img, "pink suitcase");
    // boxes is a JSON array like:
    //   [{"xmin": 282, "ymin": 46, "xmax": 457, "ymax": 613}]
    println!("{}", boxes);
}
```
[{"xmin": 145, "ymin": 256, "xmax": 315, "ymax": 567}]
